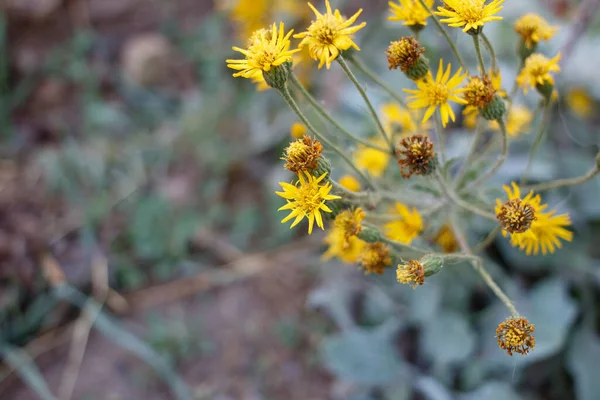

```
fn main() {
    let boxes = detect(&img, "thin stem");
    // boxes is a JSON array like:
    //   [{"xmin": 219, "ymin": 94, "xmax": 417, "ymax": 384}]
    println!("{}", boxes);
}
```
[
  {"xmin": 449, "ymin": 216, "xmax": 519, "ymax": 317},
  {"xmin": 473, "ymin": 225, "xmax": 501, "ymax": 254},
  {"xmin": 508, "ymin": 60, "xmax": 524, "ymax": 107},
  {"xmin": 454, "ymin": 117, "xmax": 485, "ymax": 187},
  {"xmin": 521, "ymin": 100, "xmax": 552, "ymax": 185},
  {"xmin": 337, "ymin": 55, "xmax": 395, "ymax": 153},
  {"xmin": 416, "ymin": 0, "xmax": 468, "ymax": 72},
  {"xmin": 480, "ymin": 32, "xmax": 497, "ymax": 72},
  {"xmin": 473, "ymin": 34, "xmax": 487, "ymax": 75},
  {"xmin": 523, "ymin": 165, "xmax": 599, "ymax": 192},
  {"xmin": 378, "ymin": 235, "xmax": 430, "ymax": 256},
  {"xmin": 435, "ymin": 171, "xmax": 497, "ymax": 221},
  {"xmin": 434, "ymin": 110, "xmax": 447, "ymax": 165},
  {"xmin": 278, "ymin": 84, "xmax": 377, "ymax": 189},
  {"xmin": 467, "ymin": 118, "xmax": 508, "ymax": 189},
  {"xmin": 289, "ymin": 73, "xmax": 388, "ymax": 152},
  {"xmin": 348, "ymin": 57, "xmax": 409, "ymax": 109}
]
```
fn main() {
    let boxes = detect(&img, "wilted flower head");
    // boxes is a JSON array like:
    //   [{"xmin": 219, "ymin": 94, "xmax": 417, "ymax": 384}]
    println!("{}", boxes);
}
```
[
  {"xmin": 386, "ymin": 37, "xmax": 429, "ymax": 80},
  {"xmin": 463, "ymin": 75, "xmax": 496, "ymax": 108},
  {"xmin": 496, "ymin": 317, "xmax": 535, "ymax": 356},
  {"xmin": 496, "ymin": 198, "xmax": 537, "ymax": 234},
  {"xmin": 396, "ymin": 260, "xmax": 425, "ymax": 288},
  {"xmin": 359, "ymin": 242, "xmax": 392, "ymax": 275},
  {"xmin": 334, "ymin": 208, "xmax": 365, "ymax": 238},
  {"xmin": 396, "ymin": 134, "xmax": 437, "ymax": 178},
  {"xmin": 283, "ymin": 136, "xmax": 324, "ymax": 173}
]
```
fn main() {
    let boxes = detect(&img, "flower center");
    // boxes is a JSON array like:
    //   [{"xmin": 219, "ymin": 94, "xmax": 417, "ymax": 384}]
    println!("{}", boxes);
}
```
[
  {"xmin": 497, "ymin": 198, "xmax": 537, "ymax": 234},
  {"xmin": 311, "ymin": 15, "xmax": 342, "ymax": 44},
  {"xmin": 455, "ymin": 0, "xmax": 485, "ymax": 23},
  {"xmin": 295, "ymin": 181, "xmax": 324, "ymax": 215},
  {"xmin": 427, "ymin": 82, "xmax": 449, "ymax": 105}
]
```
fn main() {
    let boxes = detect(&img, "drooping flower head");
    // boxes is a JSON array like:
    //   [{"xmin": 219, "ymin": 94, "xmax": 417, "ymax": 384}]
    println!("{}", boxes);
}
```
[
  {"xmin": 338, "ymin": 175, "xmax": 361, "ymax": 192},
  {"xmin": 388, "ymin": 0, "xmax": 434, "ymax": 29},
  {"xmin": 354, "ymin": 140, "xmax": 390, "ymax": 178},
  {"xmin": 359, "ymin": 242, "xmax": 392, "ymax": 275},
  {"xmin": 404, "ymin": 59, "xmax": 468, "ymax": 127},
  {"xmin": 227, "ymin": 23, "xmax": 300, "ymax": 79},
  {"xmin": 494, "ymin": 182, "xmax": 573, "ymax": 255},
  {"xmin": 514, "ymin": 13, "xmax": 558, "ymax": 49},
  {"xmin": 517, "ymin": 53, "xmax": 561, "ymax": 94},
  {"xmin": 489, "ymin": 105, "xmax": 532, "ymax": 137},
  {"xmin": 384, "ymin": 202, "xmax": 423, "ymax": 244},
  {"xmin": 294, "ymin": 0, "xmax": 366, "ymax": 69},
  {"xmin": 396, "ymin": 134, "xmax": 437, "ymax": 178},
  {"xmin": 496, "ymin": 317, "xmax": 535, "ymax": 356},
  {"xmin": 276, "ymin": 171, "xmax": 341, "ymax": 234},
  {"xmin": 436, "ymin": 0, "xmax": 504, "ymax": 33},
  {"xmin": 396, "ymin": 260, "xmax": 425, "ymax": 288},
  {"xmin": 282, "ymin": 136, "xmax": 324, "ymax": 173}
]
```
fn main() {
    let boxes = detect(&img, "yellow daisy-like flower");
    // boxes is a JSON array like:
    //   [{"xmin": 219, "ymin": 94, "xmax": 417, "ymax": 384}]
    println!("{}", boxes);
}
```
[
  {"xmin": 354, "ymin": 140, "xmax": 390, "ymax": 178},
  {"xmin": 334, "ymin": 208, "xmax": 365, "ymax": 238},
  {"xmin": 489, "ymin": 105, "xmax": 532, "ymax": 138},
  {"xmin": 338, "ymin": 175, "xmax": 361, "ymax": 192},
  {"xmin": 294, "ymin": 0, "xmax": 366, "ymax": 69},
  {"xmin": 276, "ymin": 171, "xmax": 341, "ymax": 234},
  {"xmin": 384, "ymin": 202, "xmax": 423, "ymax": 244},
  {"xmin": 494, "ymin": 182, "xmax": 573, "ymax": 255},
  {"xmin": 226, "ymin": 23, "xmax": 300, "ymax": 79},
  {"xmin": 359, "ymin": 242, "xmax": 392, "ymax": 275},
  {"xmin": 388, "ymin": 0, "xmax": 434, "ymax": 27},
  {"xmin": 381, "ymin": 102, "xmax": 428, "ymax": 137},
  {"xmin": 514, "ymin": 13, "xmax": 558, "ymax": 49},
  {"xmin": 404, "ymin": 59, "xmax": 468, "ymax": 127},
  {"xmin": 516, "ymin": 53, "xmax": 561, "ymax": 94},
  {"xmin": 566, "ymin": 88, "xmax": 593, "ymax": 119},
  {"xmin": 435, "ymin": 0, "xmax": 504, "ymax": 33},
  {"xmin": 323, "ymin": 226, "xmax": 366, "ymax": 263}
]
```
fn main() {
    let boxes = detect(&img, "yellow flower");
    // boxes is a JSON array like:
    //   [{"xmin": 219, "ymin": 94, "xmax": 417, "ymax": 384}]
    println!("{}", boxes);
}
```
[
  {"xmin": 323, "ymin": 226, "xmax": 366, "ymax": 263},
  {"xmin": 251, "ymin": 73, "xmax": 271, "ymax": 91},
  {"xmin": 276, "ymin": 171, "xmax": 341, "ymax": 234},
  {"xmin": 226, "ymin": 23, "xmax": 300, "ymax": 79},
  {"xmin": 388, "ymin": 0, "xmax": 434, "ymax": 27},
  {"xmin": 496, "ymin": 317, "xmax": 535, "ymax": 356},
  {"xmin": 381, "ymin": 102, "xmax": 426, "ymax": 136},
  {"xmin": 290, "ymin": 122, "xmax": 307, "ymax": 138},
  {"xmin": 494, "ymin": 182, "xmax": 573, "ymax": 255},
  {"xmin": 566, "ymin": 88, "xmax": 593, "ymax": 119},
  {"xmin": 433, "ymin": 224, "xmax": 459, "ymax": 253},
  {"xmin": 404, "ymin": 59, "xmax": 468, "ymax": 127},
  {"xmin": 359, "ymin": 242, "xmax": 392, "ymax": 275},
  {"xmin": 384, "ymin": 202, "xmax": 423, "ymax": 244},
  {"xmin": 514, "ymin": 13, "xmax": 558, "ymax": 49},
  {"xmin": 516, "ymin": 53, "xmax": 561, "ymax": 94},
  {"xmin": 436, "ymin": 0, "xmax": 504, "ymax": 32},
  {"xmin": 463, "ymin": 75, "xmax": 496, "ymax": 109},
  {"xmin": 489, "ymin": 105, "xmax": 532, "ymax": 138},
  {"xmin": 294, "ymin": 0, "xmax": 366, "ymax": 69},
  {"xmin": 282, "ymin": 136, "xmax": 323, "ymax": 173},
  {"xmin": 396, "ymin": 260, "xmax": 425, "ymax": 288},
  {"xmin": 334, "ymin": 208, "xmax": 365, "ymax": 238},
  {"xmin": 338, "ymin": 175, "xmax": 361, "ymax": 192},
  {"xmin": 354, "ymin": 140, "xmax": 390, "ymax": 178}
]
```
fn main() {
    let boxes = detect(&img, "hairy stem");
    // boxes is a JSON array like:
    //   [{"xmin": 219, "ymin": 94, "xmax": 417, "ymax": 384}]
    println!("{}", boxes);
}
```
[
  {"xmin": 473, "ymin": 225, "xmax": 502, "ymax": 254},
  {"xmin": 348, "ymin": 57, "xmax": 409, "ymax": 109},
  {"xmin": 524, "ymin": 165, "xmax": 599, "ymax": 192},
  {"xmin": 337, "ymin": 55, "xmax": 395, "ymax": 153},
  {"xmin": 473, "ymin": 34, "xmax": 487, "ymax": 75},
  {"xmin": 455, "ymin": 117, "xmax": 485, "ymax": 187},
  {"xmin": 279, "ymin": 84, "xmax": 377, "ymax": 189},
  {"xmin": 434, "ymin": 110, "xmax": 447, "ymax": 165},
  {"xmin": 480, "ymin": 32, "xmax": 497, "ymax": 72},
  {"xmin": 289, "ymin": 73, "xmax": 388, "ymax": 152},
  {"xmin": 436, "ymin": 171, "xmax": 497, "ymax": 221},
  {"xmin": 521, "ymin": 100, "xmax": 552, "ymax": 185}
]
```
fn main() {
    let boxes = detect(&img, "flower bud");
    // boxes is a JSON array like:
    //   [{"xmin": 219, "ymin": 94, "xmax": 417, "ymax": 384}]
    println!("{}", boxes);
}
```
[
  {"xmin": 263, "ymin": 61, "xmax": 291, "ymax": 90},
  {"xmin": 313, "ymin": 155, "xmax": 332, "ymax": 178},
  {"xmin": 481, "ymin": 94, "xmax": 506, "ymax": 121},
  {"xmin": 419, "ymin": 254, "xmax": 444, "ymax": 277}
]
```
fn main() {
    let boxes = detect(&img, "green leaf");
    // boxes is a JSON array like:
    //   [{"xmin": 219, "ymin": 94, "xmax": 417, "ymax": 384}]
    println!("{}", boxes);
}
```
[
  {"xmin": 321, "ymin": 320, "xmax": 406, "ymax": 385},
  {"xmin": 567, "ymin": 324, "xmax": 600, "ymax": 400}
]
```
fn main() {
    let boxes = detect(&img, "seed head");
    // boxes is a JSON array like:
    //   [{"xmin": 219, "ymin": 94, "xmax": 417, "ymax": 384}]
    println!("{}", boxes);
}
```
[
  {"xmin": 396, "ymin": 260, "xmax": 425, "ymax": 288},
  {"xmin": 496, "ymin": 198, "xmax": 537, "ymax": 234},
  {"xmin": 396, "ymin": 134, "xmax": 437, "ymax": 178},
  {"xmin": 496, "ymin": 317, "xmax": 535, "ymax": 356},
  {"xmin": 359, "ymin": 242, "xmax": 392, "ymax": 275},
  {"xmin": 283, "ymin": 136, "xmax": 324, "ymax": 173},
  {"xmin": 386, "ymin": 37, "xmax": 429, "ymax": 80}
]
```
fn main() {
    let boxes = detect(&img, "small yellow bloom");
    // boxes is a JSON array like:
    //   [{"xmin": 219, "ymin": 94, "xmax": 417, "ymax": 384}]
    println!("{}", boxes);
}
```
[
  {"xmin": 566, "ymin": 88, "xmax": 594, "ymax": 119},
  {"xmin": 494, "ymin": 182, "xmax": 573, "ymax": 255},
  {"xmin": 463, "ymin": 75, "xmax": 496, "ymax": 108},
  {"xmin": 433, "ymin": 224, "xmax": 459, "ymax": 253},
  {"xmin": 334, "ymin": 208, "xmax": 365, "ymax": 238},
  {"xmin": 381, "ymin": 102, "xmax": 425, "ymax": 136},
  {"xmin": 338, "ymin": 175, "xmax": 361, "ymax": 192},
  {"xmin": 388, "ymin": 0, "xmax": 434, "ymax": 27},
  {"xmin": 290, "ymin": 122, "xmax": 307, "ymax": 138},
  {"xmin": 516, "ymin": 53, "xmax": 561, "ymax": 94},
  {"xmin": 282, "ymin": 136, "xmax": 323, "ymax": 173},
  {"xmin": 496, "ymin": 317, "xmax": 535, "ymax": 356},
  {"xmin": 359, "ymin": 242, "xmax": 392, "ymax": 275},
  {"xmin": 514, "ymin": 13, "xmax": 558, "ymax": 49},
  {"xmin": 384, "ymin": 202, "xmax": 423, "ymax": 244},
  {"xmin": 354, "ymin": 140, "xmax": 390, "ymax": 178},
  {"xmin": 396, "ymin": 260, "xmax": 425, "ymax": 288},
  {"xmin": 227, "ymin": 23, "xmax": 300, "ymax": 79},
  {"xmin": 435, "ymin": 0, "xmax": 504, "ymax": 33},
  {"xmin": 276, "ymin": 171, "xmax": 341, "ymax": 234},
  {"xmin": 323, "ymin": 226, "xmax": 366, "ymax": 263},
  {"xmin": 294, "ymin": 0, "xmax": 366, "ymax": 69},
  {"xmin": 489, "ymin": 105, "xmax": 532, "ymax": 138},
  {"xmin": 404, "ymin": 59, "xmax": 468, "ymax": 127}
]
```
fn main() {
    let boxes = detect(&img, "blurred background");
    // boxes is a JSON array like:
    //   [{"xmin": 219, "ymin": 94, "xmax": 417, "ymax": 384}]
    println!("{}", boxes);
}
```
[{"xmin": 0, "ymin": 0, "xmax": 599, "ymax": 399}]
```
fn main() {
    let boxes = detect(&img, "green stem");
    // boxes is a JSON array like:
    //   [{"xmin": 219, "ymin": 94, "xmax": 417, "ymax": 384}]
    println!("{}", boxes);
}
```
[
  {"xmin": 434, "ymin": 110, "xmax": 447, "ymax": 165},
  {"xmin": 379, "ymin": 234, "xmax": 430, "ymax": 256},
  {"xmin": 523, "ymin": 165, "xmax": 599, "ymax": 192},
  {"xmin": 480, "ymin": 32, "xmax": 497, "ymax": 72},
  {"xmin": 435, "ymin": 171, "xmax": 497, "ymax": 221},
  {"xmin": 348, "ymin": 57, "xmax": 409, "ymax": 109},
  {"xmin": 473, "ymin": 225, "xmax": 501, "ymax": 253},
  {"xmin": 279, "ymin": 84, "xmax": 378, "ymax": 189},
  {"xmin": 289, "ymin": 73, "xmax": 388, "ymax": 152},
  {"xmin": 521, "ymin": 100, "xmax": 552, "ymax": 185},
  {"xmin": 416, "ymin": 0, "xmax": 469, "ymax": 72},
  {"xmin": 467, "ymin": 118, "xmax": 508, "ymax": 189},
  {"xmin": 454, "ymin": 118, "xmax": 485, "ymax": 187},
  {"xmin": 508, "ymin": 60, "xmax": 524, "ymax": 107},
  {"xmin": 337, "ymin": 55, "xmax": 395, "ymax": 153},
  {"xmin": 449, "ymin": 216, "xmax": 519, "ymax": 317},
  {"xmin": 473, "ymin": 34, "xmax": 487, "ymax": 75}
]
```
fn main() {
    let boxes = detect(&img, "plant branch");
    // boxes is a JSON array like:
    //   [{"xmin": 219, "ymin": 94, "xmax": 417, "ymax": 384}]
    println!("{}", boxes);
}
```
[
  {"xmin": 466, "ymin": 117, "xmax": 508, "ymax": 189},
  {"xmin": 480, "ymin": 32, "xmax": 497, "ymax": 71},
  {"xmin": 347, "ymin": 56, "xmax": 409, "ymax": 109},
  {"xmin": 521, "ymin": 100, "xmax": 552, "ymax": 185},
  {"xmin": 523, "ymin": 165, "xmax": 599, "ymax": 192},
  {"xmin": 473, "ymin": 34, "xmax": 487, "ymax": 75},
  {"xmin": 435, "ymin": 171, "xmax": 497, "ymax": 221}
]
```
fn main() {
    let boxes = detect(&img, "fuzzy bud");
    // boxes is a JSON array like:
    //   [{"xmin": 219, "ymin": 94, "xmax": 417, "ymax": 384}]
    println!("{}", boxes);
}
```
[
  {"xmin": 419, "ymin": 254, "xmax": 444, "ymax": 277},
  {"xmin": 357, "ymin": 225, "xmax": 383, "ymax": 243},
  {"xmin": 263, "ymin": 61, "xmax": 291, "ymax": 90},
  {"xmin": 481, "ymin": 95, "xmax": 507, "ymax": 121}
]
